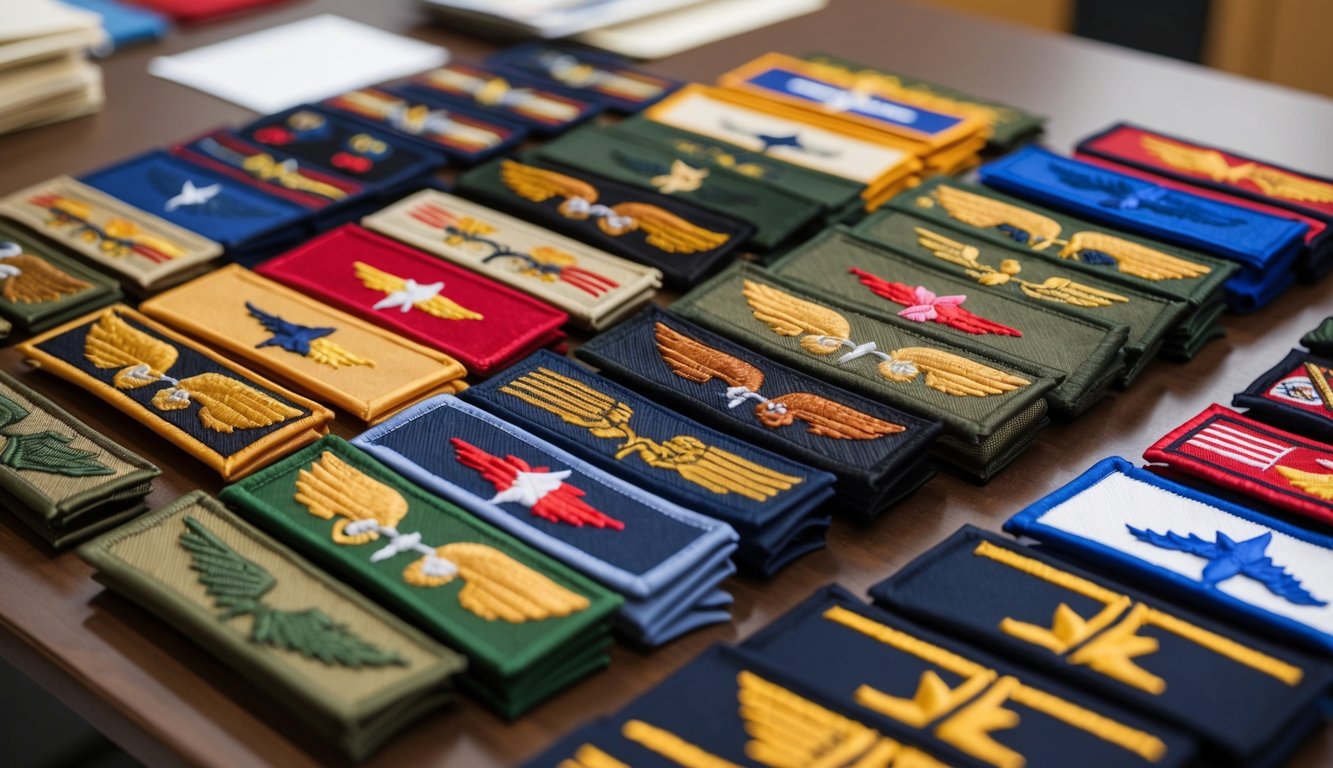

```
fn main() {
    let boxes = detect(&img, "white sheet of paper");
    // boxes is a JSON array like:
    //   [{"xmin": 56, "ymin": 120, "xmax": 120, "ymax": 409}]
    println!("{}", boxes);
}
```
[
  {"xmin": 575, "ymin": 0, "xmax": 827, "ymax": 59},
  {"xmin": 147, "ymin": 15, "xmax": 448, "ymax": 113}
]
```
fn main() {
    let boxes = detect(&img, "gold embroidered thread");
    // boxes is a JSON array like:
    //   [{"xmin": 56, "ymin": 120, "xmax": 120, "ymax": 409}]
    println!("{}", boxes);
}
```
[
  {"xmin": 499, "ymin": 366, "xmax": 802, "ymax": 501},
  {"xmin": 561, "ymin": 745, "xmax": 631, "ymax": 768},
  {"xmin": 238, "ymin": 153, "xmax": 348, "ymax": 200},
  {"xmin": 1275, "ymin": 465, "xmax": 1333, "ymax": 500},
  {"xmin": 294, "ymin": 451, "xmax": 589, "ymax": 622},
  {"xmin": 0, "ymin": 242, "xmax": 91, "ymax": 304},
  {"xmin": 1141, "ymin": 135, "xmax": 1333, "ymax": 204},
  {"xmin": 623, "ymin": 720, "xmax": 743, "ymax": 768},
  {"xmin": 929, "ymin": 186, "xmax": 1211, "ymax": 281},
  {"xmin": 654, "ymin": 322, "xmax": 905, "ymax": 439},
  {"xmin": 500, "ymin": 160, "xmax": 730, "ymax": 254},
  {"xmin": 84, "ymin": 309, "xmax": 301, "ymax": 433},
  {"xmin": 915, "ymin": 227, "xmax": 1130, "ymax": 307},
  {"xmin": 651, "ymin": 159, "xmax": 710, "ymax": 194},
  {"xmin": 353, "ymin": 261, "xmax": 483, "ymax": 320},
  {"xmin": 973, "ymin": 540, "xmax": 1305, "ymax": 690},
  {"xmin": 1006, "ymin": 679, "xmax": 1167, "ymax": 763},
  {"xmin": 743, "ymin": 280, "xmax": 1030, "ymax": 397}
]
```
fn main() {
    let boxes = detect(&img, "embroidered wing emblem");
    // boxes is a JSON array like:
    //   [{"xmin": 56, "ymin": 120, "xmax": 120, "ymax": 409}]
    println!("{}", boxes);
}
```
[
  {"xmin": 849, "ymin": 268, "xmax": 1022, "ymax": 337},
  {"xmin": 147, "ymin": 169, "xmax": 267, "ymax": 218},
  {"xmin": 0, "ymin": 392, "xmax": 113, "ymax": 476},
  {"xmin": 916, "ymin": 227, "xmax": 1129, "ymax": 307},
  {"xmin": 931, "ymin": 185, "xmax": 1064, "ymax": 248},
  {"xmin": 295, "ymin": 451, "xmax": 588, "ymax": 622},
  {"xmin": 353, "ymin": 261, "xmax": 483, "ymax": 320},
  {"xmin": 0, "ymin": 242, "xmax": 91, "ymax": 304},
  {"xmin": 451, "ymin": 438, "xmax": 625, "ymax": 529},
  {"xmin": 500, "ymin": 366, "xmax": 802, "ymax": 500},
  {"xmin": 1059, "ymin": 231, "xmax": 1211, "ymax": 280},
  {"xmin": 245, "ymin": 303, "xmax": 374, "ymax": 369},
  {"xmin": 1045, "ymin": 162, "xmax": 1245, "ymax": 227},
  {"xmin": 1126, "ymin": 527, "xmax": 1327, "ymax": 606},
  {"xmin": 84, "ymin": 310, "xmax": 301, "ymax": 432},
  {"xmin": 742, "ymin": 280, "xmax": 1030, "ymax": 397},
  {"xmin": 1276, "ymin": 461, "xmax": 1333, "ymax": 501},
  {"xmin": 499, "ymin": 160, "xmax": 730, "ymax": 254},
  {"xmin": 654, "ymin": 322, "xmax": 903, "ymax": 440},
  {"xmin": 1141, "ymin": 135, "xmax": 1333, "ymax": 204},
  {"xmin": 180, "ymin": 516, "xmax": 405, "ymax": 667}
]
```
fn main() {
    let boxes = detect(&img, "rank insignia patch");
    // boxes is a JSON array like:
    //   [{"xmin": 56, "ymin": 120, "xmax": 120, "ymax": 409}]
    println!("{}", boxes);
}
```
[
  {"xmin": 352, "ymin": 395, "xmax": 739, "ymax": 646},
  {"xmin": 19, "ymin": 305, "xmax": 332, "ymax": 480},
  {"xmin": 486, "ymin": 42, "xmax": 680, "ymax": 113},
  {"xmin": 323, "ymin": 87, "xmax": 527, "ymax": 163},
  {"xmin": 1234, "ymin": 349, "xmax": 1333, "ymax": 442},
  {"xmin": 0, "ymin": 222, "xmax": 120, "ymax": 333},
  {"xmin": 404, "ymin": 62, "xmax": 602, "ymax": 134},
  {"xmin": 1005, "ymin": 456, "xmax": 1333, "ymax": 654},
  {"xmin": 870, "ymin": 526, "xmax": 1331, "ymax": 766}
]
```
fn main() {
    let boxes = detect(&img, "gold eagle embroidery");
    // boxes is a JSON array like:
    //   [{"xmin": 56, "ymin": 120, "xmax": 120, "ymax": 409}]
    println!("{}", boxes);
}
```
[
  {"xmin": 499, "ymin": 160, "xmax": 730, "ymax": 254},
  {"xmin": 499, "ymin": 366, "xmax": 802, "ymax": 501},
  {"xmin": 83, "ymin": 309, "xmax": 302, "ymax": 433},
  {"xmin": 915, "ymin": 227, "xmax": 1130, "ymax": 307},
  {"xmin": 743, "ymin": 280, "xmax": 1030, "ymax": 397},
  {"xmin": 929, "ymin": 185, "xmax": 1211, "ymax": 280},
  {"xmin": 0, "ymin": 241, "xmax": 91, "ymax": 304},
  {"xmin": 353, "ymin": 261, "xmax": 483, "ymax": 321},
  {"xmin": 654, "ymin": 322, "xmax": 904, "ymax": 440},
  {"xmin": 1141, "ymin": 135, "xmax": 1333, "ymax": 204},
  {"xmin": 295, "ymin": 451, "xmax": 589, "ymax": 622}
]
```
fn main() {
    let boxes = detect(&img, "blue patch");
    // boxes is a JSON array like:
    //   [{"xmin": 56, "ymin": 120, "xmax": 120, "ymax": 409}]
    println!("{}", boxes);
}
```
[{"xmin": 743, "ymin": 67, "xmax": 965, "ymax": 137}]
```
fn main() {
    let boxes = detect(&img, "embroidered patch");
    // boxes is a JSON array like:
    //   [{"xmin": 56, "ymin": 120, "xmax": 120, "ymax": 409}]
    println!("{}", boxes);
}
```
[
  {"xmin": 294, "ymin": 450, "xmax": 589, "ymax": 622},
  {"xmin": 1140, "ymin": 135, "xmax": 1333, "ymax": 204},
  {"xmin": 353, "ymin": 261, "xmax": 483, "ymax": 321},
  {"xmin": 25, "ymin": 191, "xmax": 181, "ymax": 263},
  {"xmin": 407, "ymin": 202, "xmax": 619, "ymax": 297},
  {"xmin": 667, "ymin": 137, "xmax": 782, "ymax": 180},
  {"xmin": 499, "ymin": 366, "xmax": 802, "ymax": 501},
  {"xmin": 246, "ymin": 303, "xmax": 374, "ymax": 370},
  {"xmin": 180, "ymin": 515, "xmax": 406, "ymax": 667},
  {"xmin": 1265, "ymin": 361, "xmax": 1333, "ymax": 413},
  {"xmin": 743, "ymin": 279, "xmax": 1030, "ymax": 397},
  {"xmin": 241, "ymin": 106, "xmax": 440, "ymax": 187},
  {"xmin": 486, "ymin": 42, "xmax": 679, "ymax": 112},
  {"xmin": 850, "ymin": 268, "xmax": 1021, "ymax": 336},
  {"xmin": 1004, "ymin": 456, "xmax": 1333, "ymax": 653},
  {"xmin": 1234, "ymin": 350, "xmax": 1333, "ymax": 442},
  {"xmin": 408, "ymin": 63, "xmax": 596, "ymax": 130},
  {"xmin": 924, "ymin": 184, "xmax": 1212, "ymax": 281},
  {"xmin": 322, "ymin": 88, "xmax": 524, "ymax": 160},
  {"xmin": 1144, "ymin": 404, "xmax": 1333, "ymax": 524},
  {"xmin": 653, "ymin": 321, "xmax": 905, "ymax": 439},
  {"xmin": 0, "ymin": 241, "xmax": 91, "ymax": 304},
  {"xmin": 176, "ymin": 131, "xmax": 361, "ymax": 209},
  {"xmin": 915, "ymin": 226, "xmax": 1130, "ymax": 307},
  {"xmin": 498, "ymin": 160, "xmax": 730, "ymax": 254},
  {"xmin": 0, "ymin": 391, "xmax": 111, "ymax": 476},
  {"xmin": 450, "ymin": 438, "xmax": 624, "ymax": 530},
  {"xmin": 615, "ymin": 153, "xmax": 710, "ymax": 196}
]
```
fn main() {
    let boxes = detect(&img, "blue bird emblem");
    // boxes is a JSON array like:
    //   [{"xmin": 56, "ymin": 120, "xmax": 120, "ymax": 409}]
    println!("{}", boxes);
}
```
[
  {"xmin": 246, "ymin": 302, "xmax": 374, "ymax": 369},
  {"xmin": 1046, "ymin": 162, "xmax": 1245, "ymax": 228},
  {"xmin": 1127, "ymin": 526, "xmax": 1326, "ymax": 607}
]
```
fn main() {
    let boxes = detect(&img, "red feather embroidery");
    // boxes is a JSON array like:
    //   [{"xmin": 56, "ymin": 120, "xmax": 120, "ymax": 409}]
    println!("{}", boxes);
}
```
[
  {"xmin": 849, "ymin": 267, "xmax": 1022, "ymax": 337},
  {"xmin": 451, "ymin": 438, "xmax": 624, "ymax": 530}
]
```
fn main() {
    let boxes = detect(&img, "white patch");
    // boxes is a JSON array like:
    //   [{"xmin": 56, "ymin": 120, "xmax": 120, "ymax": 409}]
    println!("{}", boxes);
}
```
[{"xmin": 1034, "ymin": 472, "xmax": 1333, "ymax": 636}]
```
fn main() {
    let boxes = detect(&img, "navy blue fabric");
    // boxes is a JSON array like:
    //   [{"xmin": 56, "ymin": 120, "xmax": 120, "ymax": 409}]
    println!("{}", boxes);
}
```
[
  {"xmin": 1233, "ymin": 349, "xmax": 1333, "ymax": 442},
  {"xmin": 869, "ymin": 526, "xmax": 1331, "ymax": 767},
  {"xmin": 79, "ymin": 150, "xmax": 307, "ymax": 249},
  {"xmin": 33, "ymin": 312, "xmax": 311, "ymax": 457},
  {"xmin": 238, "ymin": 106, "xmax": 444, "ymax": 189},
  {"xmin": 485, "ymin": 43, "xmax": 681, "ymax": 113},
  {"xmin": 522, "ymin": 645, "xmax": 964, "ymax": 768},
  {"xmin": 354, "ymin": 399, "xmax": 714, "ymax": 576},
  {"xmin": 455, "ymin": 159, "xmax": 753, "ymax": 288},
  {"xmin": 400, "ymin": 65, "xmax": 603, "ymax": 135},
  {"xmin": 323, "ymin": 88, "xmax": 529, "ymax": 165},
  {"xmin": 742, "ymin": 585, "xmax": 1197, "ymax": 768},
  {"xmin": 576, "ymin": 307, "xmax": 941, "ymax": 509}
]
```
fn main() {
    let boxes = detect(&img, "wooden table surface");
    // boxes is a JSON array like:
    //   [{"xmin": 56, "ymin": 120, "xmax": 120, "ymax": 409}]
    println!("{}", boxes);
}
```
[{"xmin": 2, "ymin": 1, "xmax": 1332, "ymax": 766}]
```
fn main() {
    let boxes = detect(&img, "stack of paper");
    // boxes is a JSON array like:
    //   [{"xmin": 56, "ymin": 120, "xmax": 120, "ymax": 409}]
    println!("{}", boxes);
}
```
[{"xmin": 0, "ymin": 0, "xmax": 106, "ymax": 135}]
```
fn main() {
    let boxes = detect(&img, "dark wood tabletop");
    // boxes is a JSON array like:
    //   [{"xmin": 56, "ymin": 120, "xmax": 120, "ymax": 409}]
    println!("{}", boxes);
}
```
[{"xmin": 1, "ymin": 1, "xmax": 1331, "ymax": 766}]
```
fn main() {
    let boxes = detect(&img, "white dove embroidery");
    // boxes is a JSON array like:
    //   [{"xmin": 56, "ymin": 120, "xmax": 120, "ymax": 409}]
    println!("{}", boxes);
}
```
[
  {"xmin": 371, "ymin": 278, "xmax": 447, "ymax": 313},
  {"xmin": 164, "ymin": 180, "xmax": 222, "ymax": 212}
]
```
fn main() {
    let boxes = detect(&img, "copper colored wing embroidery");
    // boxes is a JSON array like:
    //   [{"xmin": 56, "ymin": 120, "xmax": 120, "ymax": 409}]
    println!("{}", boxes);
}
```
[
  {"xmin": 450, "ymin": 438, "xmax": 624, "ymax": 529},
  {"xmin": 653, "ymin": 322, "xmax": 765, "ymax": 389},
  {"xmin": 755, "ymin": 392, "xmax": 905, "ymax": 439}
]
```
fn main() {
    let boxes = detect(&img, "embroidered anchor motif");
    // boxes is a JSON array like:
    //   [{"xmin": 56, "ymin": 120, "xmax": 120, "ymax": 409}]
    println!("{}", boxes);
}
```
[
  {"xmin": 1140, "ymin": 134, "xmax": 1333, "ymax": 204},
  {"xmin": 295, "ymin": 451, "xmax": 589, "ymax": 622},
  {"xmin": 180, "ymin": 516, "xmax": 406, "ymax": 668},
  {"xmin": 719, "ymin": 119, "xmax": 838, "ymax": 157},
  {"xmin": 353, "ymin": 262, "xmax": 483, "ymax": 321},
  {"xmin": 743, "ymin": 280, "xmax": 1030, "ymax": 397},
  {"xmin": 922, "ymin": 185, "xmax": 1212, "ymax": 280},
  {"xmin": 499, "ymin": 366, "xmax": 803, "ymax": 501},
  {"xmin": 0, "ymin": 391, "xmax": 112, "ymax": 476},
  {"xmin": 500, "ymin": 161, "xmax": 731, "ymax": 254},
  {"xmin": 407, "ymin": 203, "xmax": 619, "ymax": 297},
  {"xmin": 451, "ymin": 438, "xmax": 625, "ymax": 529},
  {"xmin": 1127, "ymin": 527, "xmax": 1327, "ymax": 607},
  {"xmin": 849, "ymin": 268, "xmax": 1022, "ymax": 337},
  {"xmin": 0, "ymin": 241, "xmax": 91, "ymax": 304},
  {"xmin": 915, "ymin": 227, "xmax": 1131, "ymax": 307},
  {"xmin": 653, "ymin": 321, "xmax": 904, "ymax": 439},
  {"xmin": 1046, "ymin": 162, "xmax": 1245, "ymax": 227},
  {"xmin": 245, "ymin": 303, "xmax": 374, "ymax": 370},
  {"xmin": 83, "ymin": 309, "xmax": 303, "ymax": 433},
  {"xmin": 29, "ymin": 193, "xmax": 186, "ymax": 264}
]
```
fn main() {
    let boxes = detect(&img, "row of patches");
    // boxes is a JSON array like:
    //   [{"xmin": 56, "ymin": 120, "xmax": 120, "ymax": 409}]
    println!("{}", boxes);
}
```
[{"xmin": 526, "ymin": 523, "xmax": 1333, "ymax": 768}]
